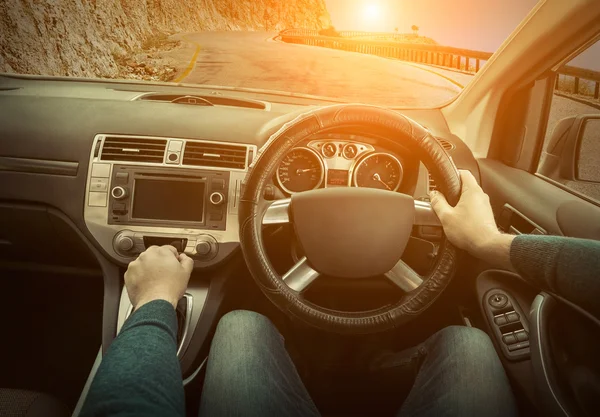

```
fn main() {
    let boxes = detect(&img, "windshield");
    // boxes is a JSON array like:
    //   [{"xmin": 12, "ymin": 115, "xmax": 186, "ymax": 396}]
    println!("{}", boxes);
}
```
[{"xmin": 1, "ymin": 0, "xmax": 539, "ymax": 107}]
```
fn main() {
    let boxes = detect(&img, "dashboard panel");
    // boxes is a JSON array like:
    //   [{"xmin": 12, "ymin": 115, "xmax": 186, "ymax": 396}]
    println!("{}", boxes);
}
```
[{"xmin": 0, "ymin": 75, "xmax": 480, "ymax": 270}]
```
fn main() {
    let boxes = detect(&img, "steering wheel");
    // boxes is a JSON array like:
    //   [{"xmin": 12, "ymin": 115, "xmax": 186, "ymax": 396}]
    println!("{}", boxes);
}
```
[{"xmin": 239, "ymin": 104, "xmax": 461, "ymax": 334}]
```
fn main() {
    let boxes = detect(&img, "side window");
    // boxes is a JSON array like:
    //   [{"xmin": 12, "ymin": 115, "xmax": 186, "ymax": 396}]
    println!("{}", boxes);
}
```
[{"xmin": 537, "ymin": 40, "xmax": 600, "ymax": 203}]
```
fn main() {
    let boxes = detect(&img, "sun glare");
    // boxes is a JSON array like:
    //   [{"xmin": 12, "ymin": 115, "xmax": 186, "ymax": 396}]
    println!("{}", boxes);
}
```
[{"xmin": 364, "ymin": 3, "xmax": 381, "ymax": 20}]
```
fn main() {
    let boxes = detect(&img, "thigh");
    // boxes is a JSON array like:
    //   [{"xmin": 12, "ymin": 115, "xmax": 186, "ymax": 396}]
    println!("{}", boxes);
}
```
[
  {"xmin": 199, "ymin": 310, "xmax": 320, "ymax": 417},
  {"xmin": 396, "ymin": 326, "xmax": 518, "ymax": 417}
]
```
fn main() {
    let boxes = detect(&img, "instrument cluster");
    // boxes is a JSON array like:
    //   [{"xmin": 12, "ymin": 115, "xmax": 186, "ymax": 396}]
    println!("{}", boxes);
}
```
[{"xmin": 275, "ymin": 138, "xmax": 405, "ymax": 194}]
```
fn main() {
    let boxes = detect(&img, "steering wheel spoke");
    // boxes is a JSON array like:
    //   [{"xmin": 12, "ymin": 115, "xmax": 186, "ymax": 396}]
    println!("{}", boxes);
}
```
[
  {"xmin": 282, "ymin": 257, "xmax": 320, "ymax": 292},
  {"xmin": 384, "ymin": 259, "xmax": 423, "ymax": 292},
  {"xmin": 414, "ymin": 200, "xmax": 441, "ymax": 227},
  {"xmin": 262, "ymin": 198, "xmax": 291, "ymax": 225}
]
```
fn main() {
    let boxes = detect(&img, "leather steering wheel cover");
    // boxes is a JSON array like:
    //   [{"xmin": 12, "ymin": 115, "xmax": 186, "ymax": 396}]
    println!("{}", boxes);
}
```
[{"xmin": 239, "ymin": 104, "xmax": 460, "ymax": 334}]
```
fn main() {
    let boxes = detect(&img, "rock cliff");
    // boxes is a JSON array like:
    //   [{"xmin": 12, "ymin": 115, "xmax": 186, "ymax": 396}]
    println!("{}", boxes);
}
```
[{"xmin": 0, "ymin": 0, "xmax": 331, "ymax": 78}]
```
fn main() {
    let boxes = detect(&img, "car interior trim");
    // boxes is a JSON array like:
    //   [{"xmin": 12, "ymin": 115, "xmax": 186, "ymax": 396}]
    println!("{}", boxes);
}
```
[
  {"xmin": 72, "ymin": 348, "xmax": 102, "ymax": 417},
  {"xmin": 530, "ymin": 293, "xmax": 571, "ymax": 417},
  {"xmin": 0, "ymin": 156, "xmax": 79, "ymax": 176},
  {"xmin": 182, "ymin": 356, "xmax": 208, "ymax": 387}
]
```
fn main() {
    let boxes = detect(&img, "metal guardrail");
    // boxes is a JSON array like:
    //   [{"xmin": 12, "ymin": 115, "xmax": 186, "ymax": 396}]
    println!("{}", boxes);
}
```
[{"xmin": 279, "ymin": 29, "xmax": 600, "ymax": 99}]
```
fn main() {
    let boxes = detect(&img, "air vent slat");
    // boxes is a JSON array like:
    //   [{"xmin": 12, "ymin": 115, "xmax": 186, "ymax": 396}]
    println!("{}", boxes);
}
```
[
  {"xmin": 435, "ymin": 138, "xmax": 454, "ymax": 151},
  {"xmin": 103, "ymin": 141, "xmax": 165, "ymax": 149},
  {"xmin": 183, "ymin": 142, "xmax": 248, "ymax": 169},
  {"xmin": 100, "ymin": 137, "xmax": 167, "ymax": 163}
]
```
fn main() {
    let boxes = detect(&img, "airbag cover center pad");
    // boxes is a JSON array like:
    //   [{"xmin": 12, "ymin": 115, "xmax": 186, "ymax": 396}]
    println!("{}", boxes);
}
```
[{"xmin": 290, "ymin": 187, "xmax": 414, "ymax": 278}]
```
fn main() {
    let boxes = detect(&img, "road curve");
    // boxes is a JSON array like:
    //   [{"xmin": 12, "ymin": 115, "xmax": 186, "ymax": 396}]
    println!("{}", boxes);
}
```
[{"xmin": 169, "ymin": 31, "xmax": 464, "ymax": 107}]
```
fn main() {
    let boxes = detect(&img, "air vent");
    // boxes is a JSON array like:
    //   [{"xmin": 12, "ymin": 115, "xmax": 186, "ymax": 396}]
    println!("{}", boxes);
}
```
[
  {"xmin": 428, "ymin": 172, "xmax": 438, "ymax": 192},
  {"xmin": 435, "ymin": 138, "xmax": 455, "ymax": 151},
  {"xmin": 183, "ymin": 142, "xmax": 248, "ymax": 169},
  {"xmin": 101, "ymin": 137, "xmax": 167, "ymax": 163}
]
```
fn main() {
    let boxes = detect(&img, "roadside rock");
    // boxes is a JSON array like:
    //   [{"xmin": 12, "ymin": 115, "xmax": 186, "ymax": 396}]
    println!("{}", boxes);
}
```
[{"xmin": 0, "ymin": 0, "xmax": 331, "ymax": 79}]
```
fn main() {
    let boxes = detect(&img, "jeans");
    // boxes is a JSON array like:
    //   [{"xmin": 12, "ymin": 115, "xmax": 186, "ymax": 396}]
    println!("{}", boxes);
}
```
[{"xmin": 199, "ymin": 310, "xmax": 517, "ymax": 417}]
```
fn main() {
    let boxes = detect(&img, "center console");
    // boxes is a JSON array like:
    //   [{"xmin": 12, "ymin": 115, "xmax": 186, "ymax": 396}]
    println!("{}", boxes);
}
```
[{"xmin": 84, "ymin": 134, "xmax": 257, "ymax": 267}]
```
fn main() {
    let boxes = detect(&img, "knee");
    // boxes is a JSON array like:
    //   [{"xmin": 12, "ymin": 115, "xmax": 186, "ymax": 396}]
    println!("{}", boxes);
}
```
[
  {"xmin": 209, "ymin": 310, "xmax": 281, "ymax": 373},
  {"xmin": 213, "ymin": 310, "xmax": 279, "ymax": 348},
  {"xmin": 432, "ymin": 326, "xmax": 499, "ymax": 366}
]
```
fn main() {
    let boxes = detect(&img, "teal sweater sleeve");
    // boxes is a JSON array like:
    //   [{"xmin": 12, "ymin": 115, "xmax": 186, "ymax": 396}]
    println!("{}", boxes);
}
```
[
  {"xmin": 511, "ymin": 235, "xmax": 600, "ymax": 319},
  {"xmin": 80, "ymin": 299, "xmax": 184, "ymax": 417}
]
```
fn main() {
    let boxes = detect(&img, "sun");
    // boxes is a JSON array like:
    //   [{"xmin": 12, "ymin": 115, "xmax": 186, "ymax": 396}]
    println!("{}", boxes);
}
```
[{"xmin": 364, "ymin": 3, "xmax": 382, "ymax": 20}]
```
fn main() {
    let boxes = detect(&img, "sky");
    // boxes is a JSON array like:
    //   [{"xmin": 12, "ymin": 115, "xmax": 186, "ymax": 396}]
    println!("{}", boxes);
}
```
[
  {"xmin": 324, "ymin": 0, "xmax": 599, "ymax": 70},
  {"xmin": 324, "ymin": 0, "xmax": 538, "ymax": 52}
]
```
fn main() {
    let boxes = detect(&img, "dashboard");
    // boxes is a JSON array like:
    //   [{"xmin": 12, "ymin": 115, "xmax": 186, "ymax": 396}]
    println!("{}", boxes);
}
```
[{"xmin": 0, "ymin": 75, "xmax": 479, "ymax": 270}]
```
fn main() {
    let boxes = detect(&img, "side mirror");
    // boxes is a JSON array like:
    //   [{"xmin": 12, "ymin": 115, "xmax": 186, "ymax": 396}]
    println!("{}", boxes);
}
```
[
  {"xmin": 539, "ymin": 114, "xmax": 600, "ymax": 183},
  {"xmin": 575, "ymin": 118, "xmax": 600, "ymax": 183}
]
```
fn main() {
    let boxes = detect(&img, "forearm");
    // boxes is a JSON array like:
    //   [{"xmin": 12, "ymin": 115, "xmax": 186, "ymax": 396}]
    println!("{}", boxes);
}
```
[
  {"xmin": 510, "ymin": 235, "xmax": 600, "ymax": 319},
  {"xmin": 471, "ymin": 233, "xmax": 516, "ymax": 272},
  {"xmin": 80, "ymin": 300, "xmax": 184, "ymax": 417},
  {"xmin": 473, "ymin": 233, "xmax": 600, "ymax": 319}
]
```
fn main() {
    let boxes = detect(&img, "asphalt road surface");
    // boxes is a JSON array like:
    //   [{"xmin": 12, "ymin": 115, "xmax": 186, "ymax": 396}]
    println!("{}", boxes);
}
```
[
  {"xmin": 170, "ymin": 31, "xmax": 463, "ymax": 107},
  {"xmin": 169, "ymin": 31, "xmax": 600, "ymax": 199}
]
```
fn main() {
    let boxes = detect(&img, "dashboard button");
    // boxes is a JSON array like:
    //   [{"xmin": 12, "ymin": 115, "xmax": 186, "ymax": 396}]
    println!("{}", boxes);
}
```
[
  {"xmin": 212, "ymin": 179, "xmax": 226, "ymax": 191},
  {"xmin": 115, "ymin": 172, "xmax": 129, "ymax": 183},
  {"xmin": 209, "ymin": 192, "xmax": 225, "ymax": 206},
  {"xmin": 209, "ymin": 211, "xmax": 223, "ymax": 221},
  {"xmin": 113, "ymin": 202, "xmax": 127, "ymax": 214},
  {"xmin": 88, "ymin": 192, "xmax": 108, "ymax": 207},
  {"xmin": 90, "ymin": 178, "xmax": 108, "ymax": 192},
  {"xmin": 91, "ymin": 163, "xmax": 110, "ymax": 178},
  {"xmin": 111, "ymin": 186, "xmax": 129, "ymax": 200}
]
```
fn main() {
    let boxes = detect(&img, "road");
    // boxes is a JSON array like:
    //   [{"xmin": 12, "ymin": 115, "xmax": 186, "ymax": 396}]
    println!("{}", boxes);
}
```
[{"xmin": 167, "ymin": 31, "xmax": 464, "ymax": 107}]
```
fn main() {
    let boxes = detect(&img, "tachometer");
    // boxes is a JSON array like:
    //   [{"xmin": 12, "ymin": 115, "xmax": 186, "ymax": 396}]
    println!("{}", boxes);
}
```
[
  {"xmin": 277, "ymin": 147, "xmax": 324, "ymax": 194},
  {"xmin": 353, "ymin": 153, "xmax": 403, "ymax": 191}
]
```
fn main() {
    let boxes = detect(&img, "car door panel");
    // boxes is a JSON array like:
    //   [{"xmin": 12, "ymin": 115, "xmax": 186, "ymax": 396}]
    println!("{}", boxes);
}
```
[
  {"xmin": 476, "ymin": 157, "xmax": 600, "ymax": 417},
  {"xmin": 477, "ymin": 158, "xmax": 600, "ymax": 240}
]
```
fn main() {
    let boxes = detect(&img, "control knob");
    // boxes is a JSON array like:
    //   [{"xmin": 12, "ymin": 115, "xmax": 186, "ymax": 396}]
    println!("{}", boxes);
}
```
[
  {"xmin": 111, "ymin": 186, "xmax": 129, "ymax": 200},
  {"xmin": 195, "ymin": 241, "xmax": 212, "ymax": 256},
  {"xmin": 114, "ymin": 234, "xmax": 135, "ymax": 254},
  {"xmin": 194, "ymin": 234, "xmax": 218, "ymax": 260},
  {"xmin": 209, "ymin": 192, "xmax": 225, "ymax": 206}
]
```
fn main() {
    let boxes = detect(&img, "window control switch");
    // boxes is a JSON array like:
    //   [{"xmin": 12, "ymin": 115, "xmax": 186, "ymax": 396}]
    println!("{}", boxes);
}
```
[
  {"xmin": 502, "ymin": 334, "xmax": 517, "ymax": 345},
  {"xmin": 506, "ymin": 312, "xmax": 520, "ymax": 323},
  {"xmin": 515, "ymin": 331, "xmax": 529, "ymax": 342},
  {"xmin": 494, "ymin": 315, "xmax": 508, "ymax": 326},
  {"xmin": 483, "ymin": 288, "xmax": 530, "ymax": 361}
]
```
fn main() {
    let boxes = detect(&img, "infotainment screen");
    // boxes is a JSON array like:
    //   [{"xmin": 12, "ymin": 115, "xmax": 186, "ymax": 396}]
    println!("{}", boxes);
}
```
[{"xmin": 132, "ymin": 179, "xmax": 205, "ymax": 222}]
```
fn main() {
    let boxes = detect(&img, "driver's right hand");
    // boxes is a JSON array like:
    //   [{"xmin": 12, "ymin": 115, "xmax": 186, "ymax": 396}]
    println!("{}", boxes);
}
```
[
  {"xmin": 124, "ymin": 245, "xmax": 194, "ymax": 310},
  {"xmin": 430, "ymin": 170, "xmax": 502, "ymax": 255}
]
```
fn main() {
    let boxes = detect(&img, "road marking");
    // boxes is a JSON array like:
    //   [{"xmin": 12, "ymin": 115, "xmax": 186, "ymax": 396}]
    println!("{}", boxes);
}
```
[
  {"xmin": 174, "ymin": 36, "xmax": 201, "ymax": 83},
  {"xmin": 393, "ymin": 61, "xmax": 465, "ymax": 89}
]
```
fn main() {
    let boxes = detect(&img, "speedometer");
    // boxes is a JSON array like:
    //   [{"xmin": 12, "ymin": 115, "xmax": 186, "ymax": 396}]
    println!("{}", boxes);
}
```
[
  {"xmin": 353, "ymin": 152, "xmax": 403, "ymax": 191},
  {"xmin": 276, "ymin": 147, "xmax": 324, "ymax": 194}
]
